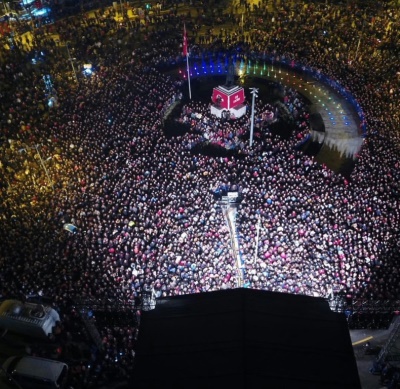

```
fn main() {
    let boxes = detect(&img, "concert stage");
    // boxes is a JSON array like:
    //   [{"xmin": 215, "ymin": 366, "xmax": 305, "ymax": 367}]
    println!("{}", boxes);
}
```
[
  {"xmin": 211, "ymin": 85, "xmax": 246, "ymax": 119},
  {"xmin": 134, "ymin": 289, "xmax": 360, "ymax": 389}
]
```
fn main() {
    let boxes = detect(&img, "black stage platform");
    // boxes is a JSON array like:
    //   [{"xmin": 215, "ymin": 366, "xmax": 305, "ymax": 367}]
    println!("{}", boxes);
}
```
[{"xmin": 133, "ymin": 288, "xmax": 360, "ymax": 389}]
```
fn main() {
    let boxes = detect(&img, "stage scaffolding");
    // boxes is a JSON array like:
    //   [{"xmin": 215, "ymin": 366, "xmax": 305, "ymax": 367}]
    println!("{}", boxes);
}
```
[
  {"xmin": 329, "ymin": 295, "xmax": 400, "ymax": 329},
  {"xmin": 73, "ymin": 296, "xmax": 141, "ymax": 351}
]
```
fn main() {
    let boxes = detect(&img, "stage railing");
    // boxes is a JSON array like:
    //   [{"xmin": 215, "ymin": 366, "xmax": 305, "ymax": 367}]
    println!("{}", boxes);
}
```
[{"xmin": 329, "ymin": 295, "xmax": 400, "ymax": 329}]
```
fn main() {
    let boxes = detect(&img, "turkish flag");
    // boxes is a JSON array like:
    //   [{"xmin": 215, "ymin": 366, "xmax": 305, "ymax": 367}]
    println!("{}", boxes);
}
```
[{"xmin": 183, "ymin": 24, "xmax": 188, "ymax": 57}]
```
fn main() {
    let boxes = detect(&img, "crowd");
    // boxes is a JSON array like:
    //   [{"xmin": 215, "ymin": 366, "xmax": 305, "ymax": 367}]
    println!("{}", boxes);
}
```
[
  {"xmin": 178, "ymin": 99, "xmax": 281, "ymax": 151},
  {"xmin": 1, "ymin": 0, "xmax": 400, "ymax": 386}
]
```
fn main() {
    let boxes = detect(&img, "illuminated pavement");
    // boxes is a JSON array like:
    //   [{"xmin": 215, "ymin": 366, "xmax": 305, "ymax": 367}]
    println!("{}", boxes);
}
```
[{"xmin": 283, "ymin": 70, "xmax": 365, "ymax": 159}]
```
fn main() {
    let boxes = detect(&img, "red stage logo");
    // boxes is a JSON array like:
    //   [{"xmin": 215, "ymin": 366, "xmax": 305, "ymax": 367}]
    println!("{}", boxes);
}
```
[{"xmin": 229, "ymin": 89, "xmax": 245, "ymax": 108}]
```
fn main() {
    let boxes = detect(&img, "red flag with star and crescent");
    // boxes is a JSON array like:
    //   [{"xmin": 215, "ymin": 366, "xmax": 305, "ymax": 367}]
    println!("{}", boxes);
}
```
[{"xmin": 183, "ymin": 24, "xmax": 188, "ymax": 57}]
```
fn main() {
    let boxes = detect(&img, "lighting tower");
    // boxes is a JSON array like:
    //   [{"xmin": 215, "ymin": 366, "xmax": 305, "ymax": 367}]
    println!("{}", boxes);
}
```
[{"xmin": 249, "ymin": 87, "xmax": 259, "ymax": 147}]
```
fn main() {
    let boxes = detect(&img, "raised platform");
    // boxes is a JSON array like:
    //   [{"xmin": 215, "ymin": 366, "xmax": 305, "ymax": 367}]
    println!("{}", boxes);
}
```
[
  {"xmin": 210, "ymin": 103, "xmax": 246, "ymax": 119},
  {"xmin": 211, "ymin": 85, "xmax": 246, "ymax": 119}
]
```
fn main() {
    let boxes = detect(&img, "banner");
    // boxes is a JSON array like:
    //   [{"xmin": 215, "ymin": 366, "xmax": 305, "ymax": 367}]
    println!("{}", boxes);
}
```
[
  {"xmin": 212, "ymin": 89, "xmax": 229, "ymax": 109},
  {"xmin": 229, "ymin": 89, "xmax": 245, "ymax": 108}
]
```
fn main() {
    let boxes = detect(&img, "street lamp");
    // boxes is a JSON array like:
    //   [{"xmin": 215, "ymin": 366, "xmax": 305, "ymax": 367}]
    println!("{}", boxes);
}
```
[
  {"xmin": 66, "ymin": 43, "xmax": 78, "ymax": 84},
  {"xmin": 119, "ymin": 0, "xmax": 124, "ymax": 20},
  {"xmin": 21, "ymin": 143, "xmax": 54, "ymax": 190},
  {"xmin": 254, "ymin": 214, "xmax": 261, "ymax": 264},
  {"xmin": 34, "ymin": 144, "xmax": 54, "ymax": 190},
  {"xmin": 249, "ymin": 87, "xmax": 258, "ymax": 147}
]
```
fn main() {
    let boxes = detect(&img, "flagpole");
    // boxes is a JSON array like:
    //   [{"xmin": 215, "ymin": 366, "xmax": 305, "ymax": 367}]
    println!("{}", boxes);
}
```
[
  {"xmin": 183, "ymin": 23, "xmax": 192, "ymax": 100},
  {"xmin": 186, "ymin": 53, "xmax": 192, "ymax": 100}
]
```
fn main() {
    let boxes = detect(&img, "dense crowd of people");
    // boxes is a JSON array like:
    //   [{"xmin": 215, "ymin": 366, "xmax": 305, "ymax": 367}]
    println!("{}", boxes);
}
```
[
  {"xmin": 1, "ymin": 0, "xmax": 400, "ymax": 386},
  {"xmin": 178, "ymin": 99, "xmax": 280, "ymax": 150}
]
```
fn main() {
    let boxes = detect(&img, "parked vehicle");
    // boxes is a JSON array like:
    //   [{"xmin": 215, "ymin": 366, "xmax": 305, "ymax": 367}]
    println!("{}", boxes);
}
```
[
  {"xmin": 1, "ymin": 356, "xmax": 68, "ymax": 389},
  {"xmin": 0, "ymin": 300, "xmax": 60, "ymax": 338}
]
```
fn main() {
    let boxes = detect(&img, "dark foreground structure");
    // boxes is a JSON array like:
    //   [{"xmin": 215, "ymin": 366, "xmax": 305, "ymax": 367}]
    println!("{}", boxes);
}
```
[{"xmin": 134, "ymin": 288, "xmax": 360, "ymax": 389}]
